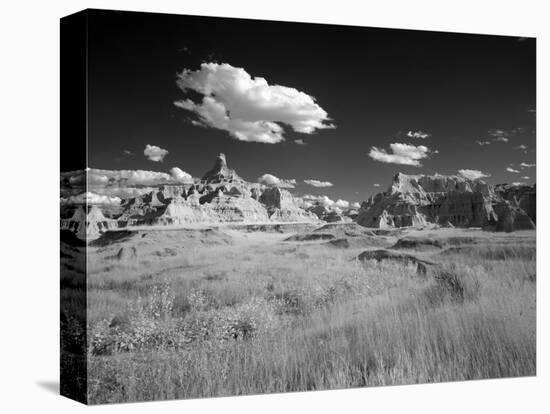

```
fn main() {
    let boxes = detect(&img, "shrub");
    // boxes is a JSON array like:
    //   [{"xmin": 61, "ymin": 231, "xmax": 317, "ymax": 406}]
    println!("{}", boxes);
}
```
[{"xmin": 426, "ymin": 264, "xmax": 482, "ymax": 305}]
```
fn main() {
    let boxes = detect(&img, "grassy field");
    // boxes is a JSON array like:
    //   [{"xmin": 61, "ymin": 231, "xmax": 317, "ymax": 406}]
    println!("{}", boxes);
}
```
[{"xmin": 79, "ymin": 227, "xmax": 536, "ymax": 404}]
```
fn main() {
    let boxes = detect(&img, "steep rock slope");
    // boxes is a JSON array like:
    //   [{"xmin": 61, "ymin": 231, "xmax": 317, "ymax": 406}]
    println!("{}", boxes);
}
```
[{"xmin": 356, "ymin": 173, "xmax": 534, "ymax": 231}]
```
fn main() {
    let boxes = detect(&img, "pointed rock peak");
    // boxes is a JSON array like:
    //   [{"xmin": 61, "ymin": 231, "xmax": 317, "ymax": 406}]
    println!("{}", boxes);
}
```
[{"xmin": 202, "ymin": 153, "xmax": 242, "ymax": 182}]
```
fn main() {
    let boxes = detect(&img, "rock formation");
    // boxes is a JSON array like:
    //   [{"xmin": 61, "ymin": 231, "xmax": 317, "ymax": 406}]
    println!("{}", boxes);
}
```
[
  {"xmin": 495, "ymin": 183, "xmax": 536, "ymax": 223},
  {"xmin": 356, "ymin": 173, "xmax": 535, "ymax": 232},
  {"xmin": 201, "ymin": 153, "xmax": 242, "ymax": 183},
  {"xmin": 61, "ymin": 153, "xmax": 319, "ymax": 240},
  {"xmin": 60, "ymin": 205, "xmax": 117, "ymax": 240}
]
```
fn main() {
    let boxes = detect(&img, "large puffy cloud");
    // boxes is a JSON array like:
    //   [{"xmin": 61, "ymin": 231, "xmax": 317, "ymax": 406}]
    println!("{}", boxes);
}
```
[
  {"xmin": 304, "ymin": 179, "xmax": 333, "ymax": 188},
  {"xmin": 369, "ymin": 143, "xmax": 431, "ymax": 166},
  {"xmin": 174, "ymin": 63, "xmax": 334, "ymax": 144},
  {"xmin": 406, "ymin": 130, "xmax": 431, "ymax": 139},
  {"xmin": 457, "ymin": 169, "xmax": 490, "ymax": 180},
  {"xmin": 144, "ymin": 144, "xmax": 169, "ymax": 162},
  {"xmin": 257, "ymin": 174, "xmax": 296, "ymax": 188}
]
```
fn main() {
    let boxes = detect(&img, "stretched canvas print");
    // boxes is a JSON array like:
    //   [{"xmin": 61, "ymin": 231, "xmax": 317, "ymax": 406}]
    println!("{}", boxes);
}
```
[{"xmin": 60, "ymin": 9, "xmax": 537, "ymax": 405}]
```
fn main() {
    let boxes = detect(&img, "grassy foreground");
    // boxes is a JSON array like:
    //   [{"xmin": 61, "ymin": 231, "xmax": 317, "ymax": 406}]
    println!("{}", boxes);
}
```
[{"xmin": 85, "ymin": 231, "xmax": 536, "ymax": 404}]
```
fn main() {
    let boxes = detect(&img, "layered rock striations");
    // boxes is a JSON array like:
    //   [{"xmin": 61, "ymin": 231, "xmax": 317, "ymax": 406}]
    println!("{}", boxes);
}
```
[
  {"xmin": 356, "ymin": 173, "xmax": 535, "ymax": 231},
  {"xmin": 61, "ymin": 154, "xmax": 319, "ymax": 240},
  {"xmin": 495, "ymin": 183, "xmax": 536, "ymax": 223}
]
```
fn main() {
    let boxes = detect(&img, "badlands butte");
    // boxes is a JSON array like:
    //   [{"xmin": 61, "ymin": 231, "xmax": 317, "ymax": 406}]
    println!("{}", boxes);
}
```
[{"xmin": 60, "ymin": 153, "xmax": 536, "ymax": 241}]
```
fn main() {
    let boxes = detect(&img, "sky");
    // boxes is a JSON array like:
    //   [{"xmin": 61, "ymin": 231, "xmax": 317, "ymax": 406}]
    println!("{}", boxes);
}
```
[{"xmin": 83, "ymin": 9, "xmax": 536, "ymax": 204}]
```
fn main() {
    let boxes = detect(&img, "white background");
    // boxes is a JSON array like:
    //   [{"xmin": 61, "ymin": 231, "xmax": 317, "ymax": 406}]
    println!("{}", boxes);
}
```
[{"xmin": 0, "ymin": 0, "xmax": 547, "ymax": 412}]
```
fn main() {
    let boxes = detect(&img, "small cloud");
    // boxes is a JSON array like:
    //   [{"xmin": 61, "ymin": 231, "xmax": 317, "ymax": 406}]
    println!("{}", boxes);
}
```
[
  {"xmin": 527, "ymin": 108, "xmax": 536, "ymax": 113},
  {"xmin": 294, "ymin": 139, "xmax": 307, "ymax": 145},
  {"xmin": 511, "ymin": 182, "xmax": 526, "ymax": 186},
  {"xmin": 406, "ymin": 130, "xmax": 431, "ymax": 139},
  {"xmin": 476, "ymin": 140, "xmax": 491, "ymax": 146},
  {"xmin": 373, "ymin": 183, "xmax": 381, "ymax": 187},
  {"xmin": 520, "ymin": 162, "xmax": 536, "ymax": 168},
  {"xmin": 123, "ymin": 150, "xmax": 134, "ymax": 156},
  {"xmin": 169, "ymin": 167, "xmax": 194, "ymax": 183},
  {"xmin": 304, "ymin": 179, "xmax": 333, "ymax": 188},
  {"xmin": 458, "ymin": 169, "xmax": 490, "ymax": 180},
  {"xmin": 334, "ymin": 199, "xmax": 350, "ymax": 209},
  {"xmin": 301, "ymin": 194, "xmax": 335, "ymax": 208},
  {"xmin": 368, "ymin": 143, "xmax": 432, "ymax": 167},
  {"xmin": 521, "ymin": 176, "xmax": 530, "ymax": 180},
  {"xmin": 514, "ymin": 144, "xmax": 527, "ymax": 150},
  {"xmin": 506, "ymin": 167, "xmax": 520, "ymax": 173},
  {"xmin": 351, "ymin": 202, "xmax": 361, "ymax": 209},
  {"xmin": 488, "ymin": 129, "xmax": 510, "ymax": 142},
  {"xmin": 144, "ymin": 144, "xmax": 169, "ymax": 162},
  {"xmin": 258, "ymin": 174, "xmax": 296, "ymax": 188}
]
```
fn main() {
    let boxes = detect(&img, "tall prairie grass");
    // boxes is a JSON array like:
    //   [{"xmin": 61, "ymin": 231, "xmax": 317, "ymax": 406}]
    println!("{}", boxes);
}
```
[{"xmin": 84, "ymin": 234, "xmax": 536, "ymax": 404}]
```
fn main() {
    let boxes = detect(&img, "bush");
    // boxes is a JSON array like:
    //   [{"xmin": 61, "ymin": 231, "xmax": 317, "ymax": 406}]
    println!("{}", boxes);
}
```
[{"xmin": 425, "ymin": 264, "xmax": 482, "ymax": 305}]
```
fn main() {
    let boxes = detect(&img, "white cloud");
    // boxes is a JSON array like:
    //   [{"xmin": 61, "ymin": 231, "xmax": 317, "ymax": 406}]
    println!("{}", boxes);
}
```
[
  {"xmin": 493, "ymin": 136, "xmax": 509, "ymax": 143},
  {"xmin": 334, "ymin": 199, "xmax": 350, "ymax": 209},
  {"xmin": 476, "ymin": 140, "xmax": 491, "ymax": 146},
  {"xmin": 373, "ymin": 183, "xmax": 381, "ymax": 187},
  {"xmin": 63, "ymin": 168, "xmax": 199, "ymax": 190},
  {"xmin": 92, "ymin": 187, "xmax": 156, "ymax": 200},
  {"xmin": 123, "ymin": 150, "xmax": 133, "ymax": 156},
  {"xmin": 511, "ymin": 182, "xmax": 526, "ymax": 186},
  {"xmin": 488, "ymin": 129, "xmax": 508, "ymax": 138},
  {"xmin": 89, "ymin": 169, "xmax": 173, "ymax": 186},
  {"xmin": 520, "ymin": 162, "xmax": 536, "ymax": 168},
  {"xmin": 304, "ymin": 179, "xmax": 333, "ymax": 187},
  {"xmin": 514, "ymin": 145, "xmax": 527, "ymax": 150},
  {"xmin": 144, "ymin": 144, "xmax": 169, "ymax": 162},
  {"xmin": 174, "ymin": 63, "xmax": 334, "ymax": 144},
  {"xmin": 294, "ymin": 139, "xmax": 306, "ymax": 145},
  {"xmin": 368, "ymin": 143, "xmax": 431, "ymax": 166},
  {"xmin": 521, "ymin": 176, "xmax": 530, "ymax": 180},
  {"xmin": 61, "ymin": 192, "xmax": 121, "ymax": 206},
  {"xmin": 457, "ymin": 169, "xmax": 490, "ymax": 180},
  {"xmin": 301, "ymin": 195, "xmax": 352, "ymax": 211},
  {"xmin": 506, "ymin": 167, "xmax": 520, "ymax": 173},
  {"xmin": 257, "ymin": 173, "xmax": 296, "ymax": 188},
  {"xmin": 169, "ymin": 167, "xmax": 194, "ymax": 183},
  {"xmin": 351, "ymin": 202, "xmax": 361, "ymax": 209},
  {"xmin": 301, "ymin": 194, "xmax": 335, "ymax": 208},
  {"xmin": 406, "ymin": 130, "xmax": 431, "ymax": 139}
]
